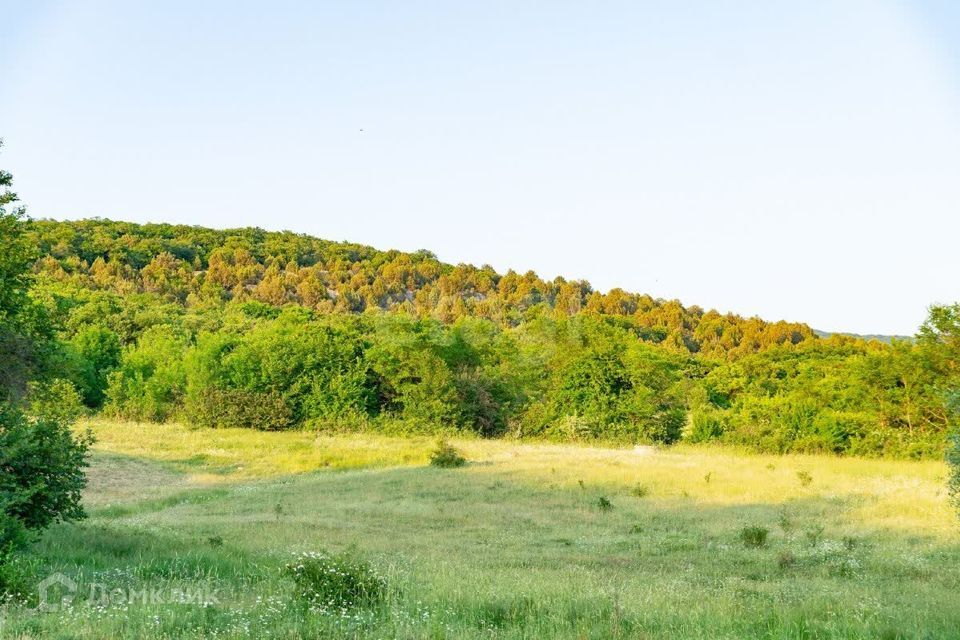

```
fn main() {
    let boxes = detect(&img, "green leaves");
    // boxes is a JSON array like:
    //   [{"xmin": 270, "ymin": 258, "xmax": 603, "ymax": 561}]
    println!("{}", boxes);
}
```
[{"xmin": 0, "ymin": 405, "xmax": 92, "ymax": 551}]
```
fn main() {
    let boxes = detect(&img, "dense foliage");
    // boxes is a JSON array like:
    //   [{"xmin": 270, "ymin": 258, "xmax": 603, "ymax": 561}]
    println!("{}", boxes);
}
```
[
  {"xmin": 919, "ymin": 303, "xmax": 960, "ymax": 506},
  {"xmin": 0, "ymin": 406, "xmax": 92, "ymax": 552},
  {"xmin": 16, "ymin": 217, "xmax": 960, "ymax": 458},
  {"xmin": 948, "ymin": 392, "xmax": 960, "ymax": 513},
  {"xmin": 0, "ymin": 151, "xmax": 91, "ymax": 571},
  {"xmin": 285, "ymin": 549, "xmax": 388, "ymax": 612},
  {"xmin": 25, "ymin": 218, "xmax": 816, "ymax": 357}
]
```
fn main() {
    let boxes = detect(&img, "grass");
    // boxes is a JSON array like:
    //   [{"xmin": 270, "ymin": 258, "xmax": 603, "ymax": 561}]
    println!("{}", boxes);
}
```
[{"xmin": 1, "ymin": 419, "xmax": 958, "ymax": 638}]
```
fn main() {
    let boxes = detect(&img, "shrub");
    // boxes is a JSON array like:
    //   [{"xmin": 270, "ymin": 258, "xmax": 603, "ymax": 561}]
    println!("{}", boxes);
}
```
[
  {"xmin": 183, "ymin": 318, "xmax": 378, "ymax": 429},
  {"xmin": 739, "ymin": 525, "xmax": 769, "ymax": 548},
  {"xmin": 186, "ymin": 387, "xmax": 293, "ymax": 430},
  {"xmin": 796, "ymin": 470, "xmax": 813, "ymax": 487},
  {"xmin": 524, "ymin": 336, "xmax": 688, "ymax": 444},
  {"xmin": 368, "ymin": 323, "xmax": 462, "ymax": 428},
  {"xmin": 0, "ymin": 547, "xmax": 33, "ymax": 602},
  {"xmin": 947, "ymin": 392, "xmax": 960, "ymax": 517},
  {"xmin": 700, "ymin": 340, "xmax": 949, "ymax": 458},
  {"xmin": 597, "ymin": 496, "xmax": 613, "ymax": 511},
  {"xmin": 948, "ymin": 431, "xmax": 960, "ymax": 516},
  {"xmin": 0, "ymin": 405, "xmax": 92, "ymax": 552},
  {"xmin": 67, "ymin": 325, "xmax": 121, "ymax": 408},
  {"xmin": 686, "ymin": 409, "xmax": 726, "ymax": 443},
  {"xmin": 453, "ymin": 368, "xmax": 511, "ymax": 437},
  {"xmin": 429, "ymin": 440, "xmax": 467, "ymax": 468},
  {"xmin": 285, "ymin": 550, "xmax": 387, "ymax": 610},
  {"xmin": 630, "ymin": 483, "xmax": 649, "ymax": 498},
  {"xmin": 104, "ymin": 325, "xmax": 189, "ymax": 422}
]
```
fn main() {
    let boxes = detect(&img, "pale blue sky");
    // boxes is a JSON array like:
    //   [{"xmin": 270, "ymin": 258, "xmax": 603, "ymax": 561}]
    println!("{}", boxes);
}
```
[{"xmin": 2, "ymin": 1, "xmax": 959, "ymax": 335}]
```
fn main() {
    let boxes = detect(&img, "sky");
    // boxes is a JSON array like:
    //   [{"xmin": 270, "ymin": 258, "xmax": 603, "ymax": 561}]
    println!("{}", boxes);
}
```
[{"xmin": 1, "ymin": 1, "xmax": 959, "ymax": 336}]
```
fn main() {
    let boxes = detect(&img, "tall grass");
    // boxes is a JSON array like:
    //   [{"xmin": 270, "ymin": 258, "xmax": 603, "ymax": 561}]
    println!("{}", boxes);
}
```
[{"xmin": 1, "ymin": 419, "xmax": 954, "ymax": 639}]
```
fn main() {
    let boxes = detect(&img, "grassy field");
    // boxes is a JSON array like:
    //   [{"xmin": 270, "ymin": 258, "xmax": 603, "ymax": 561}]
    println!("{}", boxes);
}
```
[{"xmin": 2, "ymin": 420, "xmax": 959, "ymax": 639}]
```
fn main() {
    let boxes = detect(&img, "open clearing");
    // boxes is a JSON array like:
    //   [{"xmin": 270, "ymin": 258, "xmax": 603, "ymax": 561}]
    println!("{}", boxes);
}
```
[{"xmin": 3, "ymin": 420, "xmax": 959, "ymax": 639}]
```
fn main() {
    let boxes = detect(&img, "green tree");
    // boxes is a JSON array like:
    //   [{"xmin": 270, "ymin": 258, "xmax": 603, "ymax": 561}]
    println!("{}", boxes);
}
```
[
  {"xmin": 105, "ymin": 325, "xmax": 191, "ymax": 422},
  {"xmin": 947, "ymin": 391, "xmax": 960, "ymax": 516},
  {"xmin": 0, "ymin": 146, "xmax": 91, "ymax": 571},
  {"xmin": 69, "ymin": 325, "xmax": 122, "ymax": 407},
  {"xmin": 0, "ymin": 143, "xmax": 50, "ymax": 401},
  {"xmin": 923, "ymin": 305, "xmax": 960, "ymax": 516}
]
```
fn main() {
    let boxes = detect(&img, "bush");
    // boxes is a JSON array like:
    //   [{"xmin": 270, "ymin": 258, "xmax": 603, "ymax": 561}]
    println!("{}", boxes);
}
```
[
  {"xmin": 453, "ymin": 368, "xmax": 511, "ymax": 437},
  {"xmin": 368, "ymin": 323, "xmax": 462, "ymax": 428},
  {"xmin": 543, "ymin": 345, "xmax": 687, "ymax": 444},
  {"xmin": 285, "ymin": 550, "xmax": 387, "ymax": 610},
  {"xmin": 104, "ymin": 325, "xmax": 189, "ymax": 422},
  {"xmin": 429, "ymin": 440, "xmax": 467, "ymax": 468},
  {"xmin": 947, "ymin": 392, "xmax": 960, "ymax": 517},
  {"xmin": 739, "ymin": 525, "xmax": 769, "ymax": 548},
  {"xmin": 182, "ymin": 318, "xmax": 378, "ymax": 429},
  {"xmin": 685, "ymin": 408, "xmax": 726, "ymax": 443},
  {"xmin": 0, "ymin": 405, "xmax": 92, "ymax": 552},
  {"xmin": 67, "ymin": 325, "xmax": 121, "ymax": 407},
  {"xmin": 186, "ymin": 387, "xmax": 293, "ymax": 430},
  {"xmin": 519, "ymin": 331, "xmax": 689, "ymax": 445},
  {"xmin": 0, "ymin": 547, "xmax": 33, "ymax": 602}
]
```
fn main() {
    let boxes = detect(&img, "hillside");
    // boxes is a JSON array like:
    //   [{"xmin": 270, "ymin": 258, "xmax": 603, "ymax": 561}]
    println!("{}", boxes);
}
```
[
  {"xmin": 27, "ymin": 218, "xmax": 816, "ymax": 359},
  {"xmin": 15, "ymin": 217, "xmax": 956, "ymax": 458},
  {"xmin": 813, "ymin": 329, "xmax": 912, "ymax": 344}
]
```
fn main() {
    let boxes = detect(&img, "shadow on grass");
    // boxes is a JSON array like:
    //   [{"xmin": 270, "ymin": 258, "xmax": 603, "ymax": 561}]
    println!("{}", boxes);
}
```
[{"xmin": 32, "ymin": 519, "xmax": 271, "ymax": 584}]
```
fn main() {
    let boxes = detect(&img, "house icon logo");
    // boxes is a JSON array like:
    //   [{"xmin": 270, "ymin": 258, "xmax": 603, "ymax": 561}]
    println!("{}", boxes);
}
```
[{"xmin": 37, "ymin": 573, "xmax": 77, "ymax": 612}]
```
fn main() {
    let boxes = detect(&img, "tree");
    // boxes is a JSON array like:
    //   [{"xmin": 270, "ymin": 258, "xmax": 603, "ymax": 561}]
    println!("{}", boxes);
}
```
[
  {"xmin": 0, "ymin": 143, "xmax": 47, "ymax": 401},
  {"xmin": 924, "ymin": 305, "xmax": 960, "ymax": 517},
  {"xmin": 0, "ymin": 145, "xmax": 91, "ymax": 571},
  {"xmin": 919, "ymin": 303, "xmax": 960, "ymax": 380},
  {"xmin": 68, "ymin": 325, "xmax": 122, "ymax": 407},
  {"xmin": 947, "ymin": 391, "xmax": 960, "ymax": 516}
]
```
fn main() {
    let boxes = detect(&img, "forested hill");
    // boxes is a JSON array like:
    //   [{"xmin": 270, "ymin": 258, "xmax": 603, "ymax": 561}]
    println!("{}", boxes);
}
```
[
  {"xmin": 19, "ymin": 217, "xmax": 958, "ymax": 459},
  {"xmin": 813, "ymin": 330, "xmax": 911, "ymax": 344},
  {"xmin": 26, "ymin": 218, "xmax": 815, "ymax": 359}
]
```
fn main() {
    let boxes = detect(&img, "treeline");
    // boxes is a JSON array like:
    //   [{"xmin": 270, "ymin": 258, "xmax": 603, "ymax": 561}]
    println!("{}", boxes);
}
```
[
  {"xmin": 20, "ymin": 218, "xmax": 960, "ymax": 458},
  {"xmin": 26, "ymin": 218, "xmax": 815, "ymax": 358}
]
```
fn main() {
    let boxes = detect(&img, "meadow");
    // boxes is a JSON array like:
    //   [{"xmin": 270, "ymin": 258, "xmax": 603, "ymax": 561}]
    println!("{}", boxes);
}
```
[{"xmin": 1, "ymin": 420, "xmax": 957, "ymax": 639}]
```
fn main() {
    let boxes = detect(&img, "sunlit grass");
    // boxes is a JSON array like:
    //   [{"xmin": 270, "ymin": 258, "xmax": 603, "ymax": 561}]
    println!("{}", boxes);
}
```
[
  {"xmin": 81, "ymin": 420, "xmax": 954, "ymax": 537},
  {"xmin": 80, "ymin": 419, "xmax": 441, "ymax": 481}
]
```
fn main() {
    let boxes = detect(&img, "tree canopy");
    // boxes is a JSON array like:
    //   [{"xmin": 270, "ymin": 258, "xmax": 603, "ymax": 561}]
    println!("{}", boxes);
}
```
[{"xmin": 12, "ymin": 216, "xmax": 956, "ymax": 458}]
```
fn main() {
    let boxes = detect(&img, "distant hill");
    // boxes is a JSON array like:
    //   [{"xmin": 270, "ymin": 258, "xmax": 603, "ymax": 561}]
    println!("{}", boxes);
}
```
[
  {"xmin": 813, "ymin": 330, "xmax": 912, "ymax": 344},
  {"xmin": 25, "ymin": 217, "xmax": 822, "ymax": 359}
]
